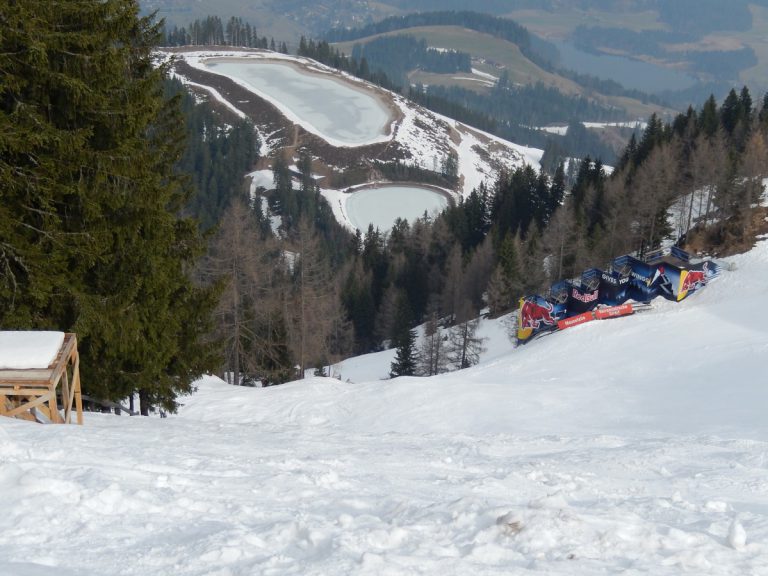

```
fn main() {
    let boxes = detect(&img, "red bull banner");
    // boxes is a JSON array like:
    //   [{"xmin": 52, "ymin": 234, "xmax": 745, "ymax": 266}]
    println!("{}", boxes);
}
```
[
  {"xmin": 567, "ymin": 284, "xmax": 600, "ymax": 314},
  {"xmin": 594, "ymin": 303, "xmax": 634, "ymax": 319},
  {"xmin": 557, "ymin": 312, "xmax": 595, "ymax": 330}
]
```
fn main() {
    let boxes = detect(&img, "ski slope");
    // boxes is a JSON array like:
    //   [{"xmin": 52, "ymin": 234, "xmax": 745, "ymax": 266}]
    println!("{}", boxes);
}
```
[{"xmin": 1, "ymin": 240, "xmax": 767, "ymax": 576}]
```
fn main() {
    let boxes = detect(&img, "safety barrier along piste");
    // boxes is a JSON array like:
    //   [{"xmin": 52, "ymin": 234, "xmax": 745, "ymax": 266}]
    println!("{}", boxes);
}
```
[{"xmin": 517, "ymin": 246, "xmax": 720, "ymax": 345}]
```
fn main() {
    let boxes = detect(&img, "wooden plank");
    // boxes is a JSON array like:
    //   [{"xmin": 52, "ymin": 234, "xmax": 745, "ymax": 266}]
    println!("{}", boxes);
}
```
[
  {"xmin": 5, "ymin": 393, "xmax": 53, "ymax": 418},
  {"xmin": 0, "ymin": 369, "xmax": 53, "ymax": 382},
  {"xmin": 70, "ymin": 336, "xmax": 83, "ymax": 425},
  {"xmin": 48, "ymin": 383, "xmax": 61, "ymax": 423},
  {"xmin": 61, "ymin": 366, "xmax": 71, "ymax": 424},
  {"xmin": 1, "ymin": 388, "xmax": 57, "ymax": 396},
  {"xmin": 48, "ymin": 334, "xmax": 76, "ymax": 386},
  {"xmin": 0, "ymin": 384, "xmax": 51, "ymax": 391},
  {"xmin": 0, "ymin": 382, "xmax": 52, "ymax": 390},
  {"xmin": 74, "ymin": 353, "xmax": 83, "ymax": 425}
]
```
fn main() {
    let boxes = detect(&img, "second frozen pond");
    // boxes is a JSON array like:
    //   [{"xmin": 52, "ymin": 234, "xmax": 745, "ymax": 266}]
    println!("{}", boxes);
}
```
[
  {"xmin": 345, "ymin": 185, "xmax": 449, "ymax": 231},
  {"xmin": 203, "ymin": 59, "xmax": 392, "ymax": 146}
]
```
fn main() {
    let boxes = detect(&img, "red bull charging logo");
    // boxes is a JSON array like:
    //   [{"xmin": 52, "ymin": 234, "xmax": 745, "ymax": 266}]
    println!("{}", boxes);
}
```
[
  {"xmin": 520, "ymin": 298, "xmax": 556, "ymax": 329},
  {"xmin": 681, "ymin": 263, "xmax": 708, "ymax": 292}
]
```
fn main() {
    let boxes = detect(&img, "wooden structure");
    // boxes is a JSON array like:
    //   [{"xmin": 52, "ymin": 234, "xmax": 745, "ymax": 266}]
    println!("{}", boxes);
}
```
[{"xmin": 0, "ymin": 333, "xmax": 83, "ymax": 424}]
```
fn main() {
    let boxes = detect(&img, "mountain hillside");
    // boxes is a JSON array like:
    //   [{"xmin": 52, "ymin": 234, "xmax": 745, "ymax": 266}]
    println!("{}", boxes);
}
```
[
  {"xmin": 329, "ymin": 24, "xmax": 668, "ymax": 121},
  {"xmin": 167, "ymin": 48, "xmax": 542, "ymax": 198},
  {"xmin": 1, "ymin": 236, "xmax": 767, "ymax": 575},
  {"xmin": 145, "ymin": 0, "xmax": 768, "ymax": 99}
]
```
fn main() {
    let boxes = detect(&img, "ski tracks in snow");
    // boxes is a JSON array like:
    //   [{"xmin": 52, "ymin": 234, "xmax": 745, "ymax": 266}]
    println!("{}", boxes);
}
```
[{"xmin": 2, "ymin": 414, "xmax": 767, "ymax": 575}]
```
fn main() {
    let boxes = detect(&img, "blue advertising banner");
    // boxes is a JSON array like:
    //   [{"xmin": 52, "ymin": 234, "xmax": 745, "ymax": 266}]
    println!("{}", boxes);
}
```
[
  {"xmin": 516, "ymin": 246, "xmax": 721, "ymax": 345},
  {"xmin": 613, "ymin": 255, "xmax": 661, "ymax": 302},
  {"xmin": 598, "ymin": 268, "xmax": 631, "ymax": 306}
]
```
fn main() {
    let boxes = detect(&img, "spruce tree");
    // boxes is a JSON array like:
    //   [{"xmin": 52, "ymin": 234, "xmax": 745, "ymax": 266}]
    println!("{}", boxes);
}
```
[
  {"xmin": 0, "ymin": 1, "xmax": 218, "ymax": 413},
  {"xmin": 390, "ymin": 328, "xmax": 418, "ymax": 378},
  {"xmin": 720, "ymin": 89, "xmax": 741, "ymax": 136},
  {"xmin": 389, "ymin": 292, "xmax": 417, "ymax": 377}
]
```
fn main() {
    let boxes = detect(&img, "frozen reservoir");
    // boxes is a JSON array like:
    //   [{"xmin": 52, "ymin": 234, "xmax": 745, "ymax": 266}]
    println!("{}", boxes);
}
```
[
  {"xmin": 202, "ymin": 59, "xmax": 392, "ymax": 146},
  {"xmin": 345, "ymin": 185, "xmax": 449, "ymax": 231}
]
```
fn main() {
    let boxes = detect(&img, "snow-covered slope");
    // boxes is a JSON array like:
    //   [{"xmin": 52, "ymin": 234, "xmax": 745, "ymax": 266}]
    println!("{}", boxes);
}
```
[{"xmin": 1, "ymin": 240, "xmax": 767, "ymax": 575}]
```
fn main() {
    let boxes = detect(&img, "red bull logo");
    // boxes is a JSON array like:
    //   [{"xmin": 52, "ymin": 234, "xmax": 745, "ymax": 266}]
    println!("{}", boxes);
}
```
[
  {"xmin": 681, "ymin": 266, "xmax": 707, "ymax": 292},
  {"xmin": 571, "ymin": 288, "xmax": 599, "ymax": 303},
  {"xmin": 520, "ymin": 298, "xmax": 556, "ymax": 329}
]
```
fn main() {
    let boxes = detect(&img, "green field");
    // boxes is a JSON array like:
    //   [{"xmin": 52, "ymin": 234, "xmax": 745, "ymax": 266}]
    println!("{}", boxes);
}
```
[
  {"xmin": 333, "ymin": 25, "xmax": 672, "ymax": 119},
  {"xmin": 334, "ymin": 26, "xmax": 585, "ymax": 93},
  {"xmin": 504, "ymin": 8, "xmax": 667, "ymax": 40}
]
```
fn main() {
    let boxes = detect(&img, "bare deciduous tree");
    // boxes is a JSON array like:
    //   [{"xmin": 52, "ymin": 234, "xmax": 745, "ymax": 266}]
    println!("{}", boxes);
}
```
[
  {"xmin": 447, "ymin": 311, "xmax": 486, "ymax": 371},
  {"xmin": 417, "ymin": 309, "xmax": 448, "ymax": 376},
  {"xmin": 732, "ymin": 130, "xmax": 768, "ymax": 238},
  {"xmin": 205, "ymin": 198, "xmax": 289, "ymax": 385},
  {"xmin": 288, "ymin": 217, "xmax": 351, "ymax": 377}
]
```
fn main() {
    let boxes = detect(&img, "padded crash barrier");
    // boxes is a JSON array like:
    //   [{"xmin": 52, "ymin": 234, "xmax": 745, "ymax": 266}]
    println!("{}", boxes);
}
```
[{"xmin": 517, "ymin": 247, "xmax": 720, "ymax": 345}]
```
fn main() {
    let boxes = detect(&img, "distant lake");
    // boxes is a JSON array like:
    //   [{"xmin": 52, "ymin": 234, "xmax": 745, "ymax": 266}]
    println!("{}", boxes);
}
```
[
  {"xmin": 346, "ymin": 185, "xmax": 449, "ymax": 231},
  {"xmin": 203, "ymin": 59, "xmax": 392, "ymax": 146},
  {"xmin": 551, "ymin": 40, "xmax": 696, "ymax": 93}
]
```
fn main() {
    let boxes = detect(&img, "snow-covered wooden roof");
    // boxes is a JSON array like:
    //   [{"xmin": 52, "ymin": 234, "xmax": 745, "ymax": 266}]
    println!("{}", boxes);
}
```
[{"xmin": 0, "ymin": 331, "xmax": 65, "ymax": 370}]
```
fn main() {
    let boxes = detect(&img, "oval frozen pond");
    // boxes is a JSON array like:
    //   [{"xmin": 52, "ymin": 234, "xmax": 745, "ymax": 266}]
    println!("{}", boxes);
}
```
[
  {"xmin": 203, "ymin": 59, "xmax": 392, "ymax": 146},
  {"xmin": 345, "ymin": 185, "xmax": 449, "ymax": 231}
]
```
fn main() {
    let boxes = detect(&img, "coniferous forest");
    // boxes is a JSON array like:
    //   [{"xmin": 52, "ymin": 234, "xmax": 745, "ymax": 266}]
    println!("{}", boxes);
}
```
[{"xmin": 3, "ymin": 4, "xmax": 768, "ymax": 404}]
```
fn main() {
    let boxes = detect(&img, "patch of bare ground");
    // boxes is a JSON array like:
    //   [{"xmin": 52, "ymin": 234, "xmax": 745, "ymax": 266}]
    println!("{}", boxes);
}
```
[{"xmin": 683, "ymin": 207, "xmax": 768, "ymax": 257}]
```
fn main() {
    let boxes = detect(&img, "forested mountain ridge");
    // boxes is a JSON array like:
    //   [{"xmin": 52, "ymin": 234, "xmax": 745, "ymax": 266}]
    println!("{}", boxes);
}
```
[
  {"xmin": 144, "ymin": 0, "xmax": 768, "ymax": 102},
  {"xmin": 161, "ymin": 13, "xmax": 663, "ymax": 162}
]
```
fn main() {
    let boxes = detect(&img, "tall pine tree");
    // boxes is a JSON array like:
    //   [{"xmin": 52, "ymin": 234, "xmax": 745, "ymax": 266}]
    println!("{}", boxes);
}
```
[{"xmin": 0, "ymin": 1, "xmax": 218, "ymax": 413}]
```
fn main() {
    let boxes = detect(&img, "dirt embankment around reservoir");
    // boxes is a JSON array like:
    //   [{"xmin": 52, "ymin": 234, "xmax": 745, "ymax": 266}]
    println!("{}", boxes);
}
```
[{"xmin": 170, "ymin": 53, "xmax": 411, "ymax": 188}]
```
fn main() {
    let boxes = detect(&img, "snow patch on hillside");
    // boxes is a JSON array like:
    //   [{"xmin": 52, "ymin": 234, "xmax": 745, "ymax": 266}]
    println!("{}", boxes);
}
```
[{"xmin": 537, "ymin": 121, "xmax": 646, "ymax": 136}]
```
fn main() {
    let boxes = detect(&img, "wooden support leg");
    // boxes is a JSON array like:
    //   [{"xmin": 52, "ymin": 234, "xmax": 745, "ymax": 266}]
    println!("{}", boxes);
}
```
[
  {"xmin": 47, "ymin": 383, "xmax": 62, "ymax": 424},
  {"xmin": 73, "ymin": 351, "xmax": 83, "ymax": 425},
  {"xmin": 61, "ymin": 368, "xmax": 71, "ymax": 424}
]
